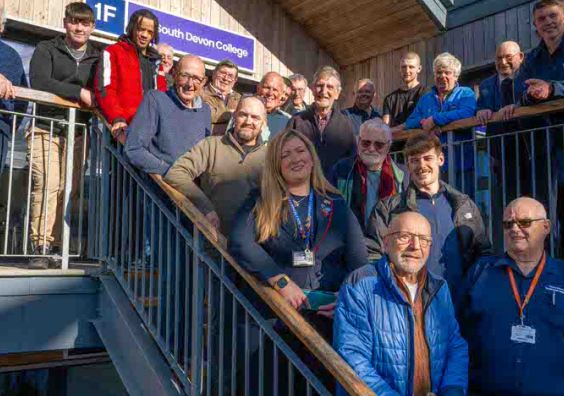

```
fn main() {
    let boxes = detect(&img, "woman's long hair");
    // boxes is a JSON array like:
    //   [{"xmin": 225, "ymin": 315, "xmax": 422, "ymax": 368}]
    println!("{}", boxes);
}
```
[{"xmin": 254, "ymin": 129, "xmax": 341, "ymax": 243}]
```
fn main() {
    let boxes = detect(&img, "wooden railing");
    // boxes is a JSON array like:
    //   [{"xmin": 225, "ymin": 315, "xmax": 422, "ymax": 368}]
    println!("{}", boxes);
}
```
[
  {"xmin": 392, "ymin": 97, "xmax": 564, "ymax": 141},
  {"xmin": 11, "ymin": 86, "xmax": 375, "ymax": 396}
]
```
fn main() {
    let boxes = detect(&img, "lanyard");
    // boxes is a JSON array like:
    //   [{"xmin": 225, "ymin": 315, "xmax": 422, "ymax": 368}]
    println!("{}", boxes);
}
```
[
  {"xmin": 288, "ymin": 191, "xmax": 314, "ymax": 250},
  {"xmin": 506, "ymin": 253, "xmax": 546, "ymax": 321}
]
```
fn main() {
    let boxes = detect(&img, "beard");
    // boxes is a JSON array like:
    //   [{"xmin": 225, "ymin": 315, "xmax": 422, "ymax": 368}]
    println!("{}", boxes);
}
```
[{"xmin": 359, "ymin": 152, "xmax": 385, "ymax": 169}]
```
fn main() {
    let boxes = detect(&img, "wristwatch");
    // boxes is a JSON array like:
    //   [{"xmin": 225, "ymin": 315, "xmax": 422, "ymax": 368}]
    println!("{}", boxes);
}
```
[{"xmin": 273, "ymin": 275, "xmax": 290, "ymax": 291}]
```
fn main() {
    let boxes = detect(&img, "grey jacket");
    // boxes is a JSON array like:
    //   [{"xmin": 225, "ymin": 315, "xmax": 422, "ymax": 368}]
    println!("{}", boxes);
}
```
[{"xmin": 366, "ymin": 181, "xmax": 492, "ymax": 270}]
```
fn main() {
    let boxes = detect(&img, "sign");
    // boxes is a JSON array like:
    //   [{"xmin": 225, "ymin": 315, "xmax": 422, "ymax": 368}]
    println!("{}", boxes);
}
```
[{"xmin": 87, "ymin": 0, "xmax": 256, "ymax": 72}]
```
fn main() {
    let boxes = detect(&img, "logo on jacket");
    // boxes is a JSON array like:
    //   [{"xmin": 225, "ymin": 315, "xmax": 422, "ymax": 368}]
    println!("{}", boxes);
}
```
[
  {"xmin": 321, "ymin": 199, "xmax": 332, "ymax": 217},
  {"xmin": 464, "ymin": 212, "xmax": 473, "ymax": 219}
]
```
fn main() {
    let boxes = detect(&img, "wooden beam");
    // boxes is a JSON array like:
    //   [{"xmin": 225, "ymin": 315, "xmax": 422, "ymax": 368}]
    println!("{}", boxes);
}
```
[
  {"xmin": 15, "ymin": 86, "xmax": 82, "ymax": 109},
  {"xmin": 393, "ymin": 98, "xmax": 564, "ymax": 141}
]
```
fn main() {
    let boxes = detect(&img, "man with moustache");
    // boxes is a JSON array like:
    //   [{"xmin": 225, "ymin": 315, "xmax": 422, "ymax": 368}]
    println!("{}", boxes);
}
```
[
  {"xmin": 288, "ymin": 66, "xmax": 356, "ymax": 175},
  {"xmin": 125, "ymin": 55, "xmax": 211, "ymax": 175},
  {"xmin": 165, "ymin": 95, "xmax": 267, "ymax": 233},
  {"xmin": 95, "ymin": 9, "xmax": 167, "ymax": 143},
  {"xmin": 202, "ymin": 59, "xmax": 242, "ymax": 136},
  {"xmin": 459, "ymin": 197, "xmax": 564, "ymax": 395},
  {"xmin": 367, "ymin": 133, "xmax": 491, "ymax": 291},
  {"xmin": 331, "ymin": 118, "xmax": 407, "ymax": 231},
  {"xmin": 27, "ymin": 2, "xmax": 99, "ymax": 268},
  {"xmin": 384, "ymin": 52, "xmax": 427, "ymax": 129},
  {"xmin": 256, "ymin": 71, "xmax": 291, "ymax": 140},
  {"xmin": 334, "ymin": 211, "xmax": 468, "ymax": 396},
  {"xmin": 343, "ymin": 78, "xmax": 381, "ymax": 135}
]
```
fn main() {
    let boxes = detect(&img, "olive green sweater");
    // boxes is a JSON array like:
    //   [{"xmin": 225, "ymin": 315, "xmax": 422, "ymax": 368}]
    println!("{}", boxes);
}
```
[{"xmin": 164, "ymin": 131, "xmax": 266, "ymax": 234}]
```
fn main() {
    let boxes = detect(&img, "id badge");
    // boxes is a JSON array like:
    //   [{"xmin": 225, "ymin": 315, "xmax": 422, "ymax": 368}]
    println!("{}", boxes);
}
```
[
  {"xmin": 292, "ymin": 250, "xmax": 315, "ymax": 267},
  {"xmin": 510, "ymin": 324, "xmax": 536, "ymax": 344}
]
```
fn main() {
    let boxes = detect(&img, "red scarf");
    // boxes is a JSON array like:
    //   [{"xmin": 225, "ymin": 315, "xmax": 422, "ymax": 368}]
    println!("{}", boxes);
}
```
[{"xmin": 355, "ymin": 155, "xmax": 397, "ymax": 219}]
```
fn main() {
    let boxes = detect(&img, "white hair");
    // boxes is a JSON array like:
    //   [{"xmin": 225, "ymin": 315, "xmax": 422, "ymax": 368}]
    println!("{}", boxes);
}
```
[
  {"xmin": 359, "ymin": 118, "xmax": 391, "ymax": 141},
  {"xmin": 433, "ymin": 52, "xmax": 462, "ymax": 78},
  {"xmin": 312, "ymin": 66, "xmax": 341, "ymax": 88}
]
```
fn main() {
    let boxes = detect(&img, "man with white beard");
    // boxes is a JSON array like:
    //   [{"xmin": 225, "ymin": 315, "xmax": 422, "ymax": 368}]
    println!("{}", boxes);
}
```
[
  {"xmin": 330, "ymin": 118, "xmax": 407, "ymax": 232},
  {"xmin": 366, "ymin": 133, "xmax": 491, "ymax": 292}
]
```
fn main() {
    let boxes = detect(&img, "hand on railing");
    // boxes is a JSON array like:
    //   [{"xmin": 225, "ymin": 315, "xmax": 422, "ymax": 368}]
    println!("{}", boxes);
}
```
[
  {"xmin": 0, "ymin": 74, "xmax": 16, "ymax": 100},
  {"xmin": 111, "ymin": 121, "xmax": 128, "ymax": 144}
]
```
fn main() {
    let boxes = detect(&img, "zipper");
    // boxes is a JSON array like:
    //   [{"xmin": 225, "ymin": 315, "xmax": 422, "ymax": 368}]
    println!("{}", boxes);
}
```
[{"xmin": 405, "ymin": 305, "xmax": 415, "ymax": 396}]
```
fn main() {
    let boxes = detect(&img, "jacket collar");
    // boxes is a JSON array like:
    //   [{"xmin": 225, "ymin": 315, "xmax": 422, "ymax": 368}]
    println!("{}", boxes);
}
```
[
  {"xmin": 224, "ymin": 128, "xmax": 265, "ymax": 156},
  {"xmin": 492, "ymin": 251, "xmax": 559, "ymax": 278},
  {"xmin": 168, "ymin": 88, "xmax": 203, "ymax": 109},
  {"xmin": 54, "ymin": 35, "xmax": 99, "ymax": 59},
  {"xmin": 404, "ymin": 180, "xmax": 468, "ymax": 212}
]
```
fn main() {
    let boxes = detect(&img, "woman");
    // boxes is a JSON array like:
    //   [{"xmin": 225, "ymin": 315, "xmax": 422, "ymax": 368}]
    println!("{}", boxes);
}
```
[{"xmin": 229, "ymin": 128, "xmax": 368, "ymax": 321}]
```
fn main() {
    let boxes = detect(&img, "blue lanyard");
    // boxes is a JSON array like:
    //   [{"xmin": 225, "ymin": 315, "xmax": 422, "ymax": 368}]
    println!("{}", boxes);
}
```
[{"xmin": 288, "ymin": 190, "xmax": 314, "ymax": 249}]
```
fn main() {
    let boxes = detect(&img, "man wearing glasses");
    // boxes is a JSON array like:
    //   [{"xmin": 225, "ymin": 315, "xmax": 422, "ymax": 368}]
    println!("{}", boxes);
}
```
[
  {"xmin": 202, "ymin": 59, "xmax": 242, "ymax": 136},
  {"xmin": 366, "ymin": 133, "xmax": 491, "ymax": 292},
  {"xmin": 124, "ymin": 55, "xmax": 211, "ymax": 176},
  {"xmin": 459, "ymin": 197, "xmax": 564, "ymax": 396},
  {"xmin": 330, "ymin": 118, "xmax": 407, "ymax": 232},
  {"xmin": 334, "ymin": 211, "xmax": 468, "ymax": 396}
]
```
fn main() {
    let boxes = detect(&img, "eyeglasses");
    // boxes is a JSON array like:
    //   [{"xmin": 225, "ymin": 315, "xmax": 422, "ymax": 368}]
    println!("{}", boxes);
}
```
[
  {"xmin": 216, "ymin": 70, "xmax": 237, "ymax": 82},
  {"xmin": 502, "ymin": 218, "xmax": 546, "ymax": 230},
  {"xmin": 496, "ymin": 53, "xmax": 520, "ymax": 63},
  {"xmin": 359, "ymin": 139, "xmax": 390, "ymax": 150},
  {"xmin": 177, "ymin": 72, "xmax": 205, "ymax": 85},
  {"xmin": 386, "ymin": 231, "xmax": 432, "ymax": 248}
]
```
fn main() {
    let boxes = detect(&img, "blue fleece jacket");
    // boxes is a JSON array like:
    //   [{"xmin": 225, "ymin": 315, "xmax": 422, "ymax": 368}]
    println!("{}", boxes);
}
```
[
  {"xmin": 125, "ymin": 88, "xmax": 211, "ymax": 175},
  {"xmin": 0, "ymin": 40, "xmax": 28, "ymax": 137},
  {"xmin": 404, "ymin": 85, "xmax": 476, "ymax": 131}
]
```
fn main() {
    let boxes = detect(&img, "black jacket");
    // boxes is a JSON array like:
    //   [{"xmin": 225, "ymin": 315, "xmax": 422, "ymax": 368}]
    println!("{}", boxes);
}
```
[
  {"xmin": 30, "ymin": 35, "xmax": 100, "ymax": 131},
  {"xmin": 228, "ymin": 192, "xmax": 368, "ymax": 292},
  {"xmin": 366, "ymin": 181, "xmax": 492, "ymax": 270},
  {"xmin": 287, "ymin": 104, "xmax": 356, "ymax": 175}
]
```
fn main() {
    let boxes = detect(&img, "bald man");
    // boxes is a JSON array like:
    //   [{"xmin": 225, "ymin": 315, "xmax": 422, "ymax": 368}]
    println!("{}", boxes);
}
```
[
  {"xmin": 342, "ymin": 78, "xmax": 381, "ymax": 135},
  {"xmin": 335, "ymin": 211, "xmax": 468, "ymax": 396},
  {"xmin": 257, "ymin": 71, "xmax": 291, "ymax": 139},
  {"xmin": 330, "ymin": 118, "xmax": 407, "ymax": 231},
  {"xmin": 459, "ymin": 197, "xmax": 564, "ymax": 395},
  {"xmin": 476, "ymin": 41, "xmax": 525, "ymax": 125},
  {"xmin": 125, "ymin": 54, "xmax": 211, "ymax": 175}
]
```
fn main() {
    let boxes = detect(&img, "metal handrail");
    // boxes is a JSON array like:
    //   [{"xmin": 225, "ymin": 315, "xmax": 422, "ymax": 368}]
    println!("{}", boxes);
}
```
[{"xmin": 10, "ymin": 86, "xmax": 375, "ymax": 396}]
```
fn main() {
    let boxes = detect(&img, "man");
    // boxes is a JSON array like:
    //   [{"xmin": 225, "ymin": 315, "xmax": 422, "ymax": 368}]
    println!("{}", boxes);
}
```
[
  {"xmin": 334, "ymin": 211, "xmax": 468, "ymax": 396},
  {"xmin": 476, "ymin": 41, "xmax": 524, "ymax": 125},
  {"xmin": 201, "ymin": 59, "xmax": 241, "ymax": 136},
  {"xmin": 288, "ymin": 66, "xmax": 356, "ymax": 175},
  {"xmin": 459, "ymin": 197, "xmax": 564, "ymax": 395},
  {"xmin": 383, "ymin": 52, "xmax": 426, "ymax": 128},
  {"xmin": 282, "ymin": 73, "xmax": 308, "ymax": 115},
  {"xmin": 125, "ymin": 55, "xmax": 211, "ymax": 175},
  {"xmin": 165, "ymin": 95, "xmax": 266, "ymax": 234},
  {"xmin": 0, "ymin": 11, "xmax": 27, "ymax": 178},
  {"xmin": 476, "ymin": 41, "xmax": 527, "ymax": 253},
  {"xmin": 342, "ymin": 78, "xmax": 381, "ymax": 135},
  {"xmin": 95, "ymin": 9, "xmax": 167, "ymax": 143},
  {"xmin": 330, "ymin": 119, "xmax": 406, "ymax": 231},
  {"xmin": 27, "ymin": 2, "xmax": 99, "ymax": 268},
  {"xmin": 156, "ymin": 43, "xmax": 174, "ymax": 88},
  {"xmin": 518, "ymin": 0, "xmax": 564, "ymax": 256},
  {"xmin": 256, "ymin": 71, "xmax": 291, "ymax": 140},
  {"xmin": 367, "ymin": 133, "xmax": 491, "ymax": 291}
]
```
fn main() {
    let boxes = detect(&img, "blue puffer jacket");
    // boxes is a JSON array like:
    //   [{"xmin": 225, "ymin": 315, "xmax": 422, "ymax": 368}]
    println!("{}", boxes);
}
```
[
  {"xmin": 333, "ymin": 257, "xmax": 468, "ymax": 396},
  {"xmin": 404, "ymin": 84, "xmax": 476, "ymax": 133}
]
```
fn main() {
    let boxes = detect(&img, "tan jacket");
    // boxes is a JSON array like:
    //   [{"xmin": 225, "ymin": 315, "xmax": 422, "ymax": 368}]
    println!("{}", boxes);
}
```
[
  {"xmin": 164, "ymin": 131, "xmax": 266, "ymax": 234},
  {"xmin": 201, "ymin": 84, "xmax": 242, "ymax": 136}
]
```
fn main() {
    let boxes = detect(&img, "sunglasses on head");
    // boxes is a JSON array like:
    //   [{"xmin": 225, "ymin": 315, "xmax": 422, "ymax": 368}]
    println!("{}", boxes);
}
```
[
  {"xmin": 502, "ymin": 218, "xmax": 546, "ymax": 230},
  {"xmin": 359, "ymin": 139, "xmax": 389, "ymax": 150}
]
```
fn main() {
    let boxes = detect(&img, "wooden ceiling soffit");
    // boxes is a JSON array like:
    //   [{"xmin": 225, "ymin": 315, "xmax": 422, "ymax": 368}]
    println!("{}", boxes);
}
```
[{"xmin": 276, "ymin": 0, "xmax": 449, "ymax": 66}]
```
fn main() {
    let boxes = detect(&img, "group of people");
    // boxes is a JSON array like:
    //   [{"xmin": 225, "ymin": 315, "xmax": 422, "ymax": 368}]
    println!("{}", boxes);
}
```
[{"xmin": 0, "ymin": 0, "xmax": 563, "ymax": 395}]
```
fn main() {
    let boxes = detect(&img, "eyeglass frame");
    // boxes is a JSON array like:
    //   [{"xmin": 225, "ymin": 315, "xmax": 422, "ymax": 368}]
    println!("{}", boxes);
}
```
[
  {"xmin": 385, "ymin": 231, "xmax": 433, "ymax": 248},
  {"xmin": 177, "ymin": 72, "xmax": 206, "ymax": 85}
]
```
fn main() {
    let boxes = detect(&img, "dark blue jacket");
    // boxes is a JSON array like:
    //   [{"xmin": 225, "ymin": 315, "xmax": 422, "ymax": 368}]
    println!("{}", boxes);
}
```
[
  {"xmin": 342, "ymin": 105, "xmax": 381, "ymax": 135},
  {"xmin": 458, "ymin": 254, "xmax": 564, "ymax": 396},
  {"xmin": 0, "ymin": 40, "xmax": 27, "ymax": 138},
  {"xmin": 124, "ymin": 89, "xmax": 211, "ymax": 175},
  {"xmin": 477, "ymin": 73, "xmax": 525, "ymax": 112},
  {"xmin": 228, "ymin": 192, "xmax": 368, "ymax": 291},
  {"xmin": 520, "ymin": 38, "xmax": 564, "ymax": 106},
  {"xmin": 334, "ymin": 257, "xmax": 468, "ymax": 396}
]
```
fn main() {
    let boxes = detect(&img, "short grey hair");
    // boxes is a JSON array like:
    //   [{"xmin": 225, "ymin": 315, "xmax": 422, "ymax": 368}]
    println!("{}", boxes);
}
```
[
  {"xmin": 433, "ymin": 52, "xmax": 462, "ymax": 78},
  {"xmin": 354, "ymin": 78, "xmax": 375, "ymax": 92},
  {"xmin": 312, "ymin": 66, "xmax": 341, "ymax": 88},
  {"xmin": 289, "ymin": 73, "xmax": 308, "ymax": 85},
  {"xmin": 359, "ymin": 118, "xmax": 391, "ymax": 141}
]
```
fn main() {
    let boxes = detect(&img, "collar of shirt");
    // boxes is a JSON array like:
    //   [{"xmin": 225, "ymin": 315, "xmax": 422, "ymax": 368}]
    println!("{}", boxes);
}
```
[
  {"xmin": 209, "ymin": 83, "xmax": 232, "ymax": 102},
  {"xmin": 314, "ymin": 109, "xmax": 332, "ymax": 132},
  {"xmin": 172, "ymin": 88, "xmax": 203, "ymax": 109},
  {"xmin": 492, "ymin": 253, "xmax": 542, "ymax": 279},
  {"xmin": 352, "ymin": 104, "xmax": 377, "ymax": 117},
  {"xmin": 539, "ymin": 36, "xmax": 564, "ymax": 58},
  {"xmin": 498, "ymin": 74, "xmax": 514, "ymax": 84}
]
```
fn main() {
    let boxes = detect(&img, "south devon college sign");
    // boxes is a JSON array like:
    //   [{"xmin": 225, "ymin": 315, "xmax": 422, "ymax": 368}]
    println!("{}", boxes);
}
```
[{"xmin": 87, "ymin": 0, "xmax": 256, "ymax": 72}]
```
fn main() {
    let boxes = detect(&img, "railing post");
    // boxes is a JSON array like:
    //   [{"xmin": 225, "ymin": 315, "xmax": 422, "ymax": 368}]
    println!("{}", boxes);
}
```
[
  {"xmin": 447, "ymin": 130, "xmax": 455, "ymax": 187},
  {"xmin": 190, "ymin": 224, "xmax": 205, "ymax": 395},
  {"xmin": 61, "ymin": 108, "xmax": 76, "ymax": 270}
]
